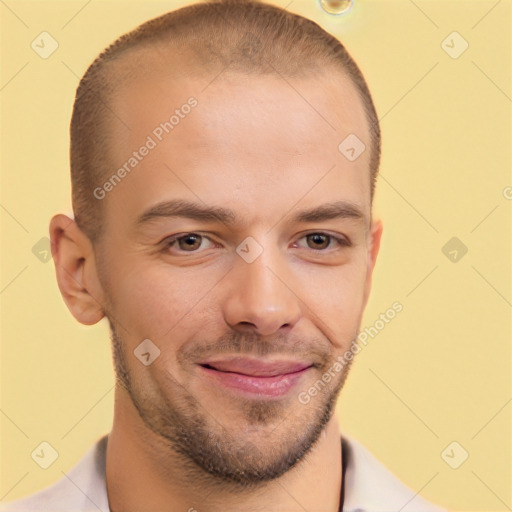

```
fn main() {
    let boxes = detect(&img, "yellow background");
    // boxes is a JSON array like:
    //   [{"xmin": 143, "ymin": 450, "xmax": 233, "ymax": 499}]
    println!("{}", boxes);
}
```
[{"xmin": 1, "ymin": 0, "xmax": 510, "ymax": 510}]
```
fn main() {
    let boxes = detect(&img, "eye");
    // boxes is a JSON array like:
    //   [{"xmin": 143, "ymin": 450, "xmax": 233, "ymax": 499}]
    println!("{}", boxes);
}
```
[
  {"xmin": 295, "ymin": 232, "xmax": 350, "ymax": 251},
  {"xmin": 165, "ymin": 233, "xmax": 216, "ymax": 253}
]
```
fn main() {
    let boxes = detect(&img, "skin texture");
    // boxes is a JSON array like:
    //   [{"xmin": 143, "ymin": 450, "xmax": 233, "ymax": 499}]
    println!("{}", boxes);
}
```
[{"xmin": 50, "ymin": 63, "xmax": 382, "ymax": 512}]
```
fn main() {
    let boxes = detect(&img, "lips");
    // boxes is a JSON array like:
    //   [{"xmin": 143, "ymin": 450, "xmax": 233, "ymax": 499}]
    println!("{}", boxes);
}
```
[
  {"xmin": 197, "ymin": 357, "xmax": 313, "ymax": 397},
  {"xmin": 199, "ymin": 358, "xmax": 313, "ymax": 377}
]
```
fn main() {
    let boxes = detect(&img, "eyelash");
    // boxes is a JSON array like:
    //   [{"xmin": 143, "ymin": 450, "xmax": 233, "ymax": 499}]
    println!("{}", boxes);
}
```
[{"xmin": 163, "ymin": 232, "xmax": 351, "ymax": 253}]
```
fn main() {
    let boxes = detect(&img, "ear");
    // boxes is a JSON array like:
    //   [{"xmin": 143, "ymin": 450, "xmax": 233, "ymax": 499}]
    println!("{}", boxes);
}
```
[
  {"xmin": 362, "ymin": 218, "xmax": 383, "ymax": 310},
  {"xmin": 49, "ymin": 214, "xmax": 106, "ymax": 325}
]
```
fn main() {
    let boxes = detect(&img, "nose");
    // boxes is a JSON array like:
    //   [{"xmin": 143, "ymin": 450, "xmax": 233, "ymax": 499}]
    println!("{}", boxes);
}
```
[{"xmin": 222, "ymin": 248, "xmax": 302, "ymax": 336}]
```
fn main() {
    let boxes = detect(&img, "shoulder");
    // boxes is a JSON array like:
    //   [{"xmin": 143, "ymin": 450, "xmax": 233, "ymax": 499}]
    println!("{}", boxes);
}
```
[
  {"xmin": 342, "ymin": 435, "xmax": 446, "ymax": 512},
  {"xmin": 0, "ymin": 435, "xmax": 109, "ymax": 512}
]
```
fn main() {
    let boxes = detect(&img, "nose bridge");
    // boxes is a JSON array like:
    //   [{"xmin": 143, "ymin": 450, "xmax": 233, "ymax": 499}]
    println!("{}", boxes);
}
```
[{"xmin": 223, "ymin": 242, "xmax": 302, "ymax": 335}]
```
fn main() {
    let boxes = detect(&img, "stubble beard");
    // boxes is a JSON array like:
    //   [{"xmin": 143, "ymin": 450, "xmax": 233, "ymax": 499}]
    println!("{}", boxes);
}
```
[{"xmin": 109, "ymin": 321, "xmax": 354, "ymax": 488}]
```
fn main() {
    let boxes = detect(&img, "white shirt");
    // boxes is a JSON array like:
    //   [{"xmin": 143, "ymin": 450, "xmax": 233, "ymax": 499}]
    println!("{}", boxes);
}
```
[{"xmin": 0, "ymin": 434, "xmax": 445, "ymax": 512}]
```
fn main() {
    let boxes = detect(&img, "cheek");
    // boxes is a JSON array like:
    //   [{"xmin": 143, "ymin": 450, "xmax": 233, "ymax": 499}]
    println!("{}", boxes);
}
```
[
  {"xmin": 105, "ymin": 260, "xmax": 221, "ymax": 346},
  {"xmin": 298, "ymin": 260, "xmax": 367, "ymax": 348},
  {"xmin": 336, "ymin": 261, "xmax": 368, "ymax": 311}
]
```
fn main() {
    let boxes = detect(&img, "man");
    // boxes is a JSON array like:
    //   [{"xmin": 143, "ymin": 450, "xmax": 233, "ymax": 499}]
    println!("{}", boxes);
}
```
[{"xmin": 1, "ymin": 0, "xmax": 445, "ymax": 510}]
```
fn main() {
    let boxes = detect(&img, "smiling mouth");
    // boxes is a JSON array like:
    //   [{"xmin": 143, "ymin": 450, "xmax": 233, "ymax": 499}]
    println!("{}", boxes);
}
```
[{"xmin": 197, "ymin": 357, "xmax": 314, "ymax": 397}]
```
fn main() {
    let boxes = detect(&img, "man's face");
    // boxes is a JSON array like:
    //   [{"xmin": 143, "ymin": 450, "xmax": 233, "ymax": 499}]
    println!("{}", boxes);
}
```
[{"xmin": 94, "ymin": 65, "xmax": 379, "ymax": 484}]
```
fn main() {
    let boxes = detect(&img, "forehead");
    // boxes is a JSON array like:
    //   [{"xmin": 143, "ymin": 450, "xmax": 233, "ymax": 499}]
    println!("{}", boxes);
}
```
[
  {"xmin": 101, "ymin": 58, "xmax": 372, "ymax": 227},
  {"xmin": 107, "ymin": 46, "xmax": 370, "ymax": 150},
  {"xmin": 110, "ymin": 49, "xmax": 368, "ymax": 125}
]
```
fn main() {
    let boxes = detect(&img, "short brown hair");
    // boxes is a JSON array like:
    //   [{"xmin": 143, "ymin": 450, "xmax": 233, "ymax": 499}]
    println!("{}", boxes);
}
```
[{"xmin": 70, "ymin": 0, "xmax": 381, "ymax": 243}]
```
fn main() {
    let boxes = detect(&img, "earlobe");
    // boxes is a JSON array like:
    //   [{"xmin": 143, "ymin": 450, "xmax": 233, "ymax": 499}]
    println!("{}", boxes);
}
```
[{"xmin": 49, "ymin": 214, "xmax": 106, "ymax": 325}]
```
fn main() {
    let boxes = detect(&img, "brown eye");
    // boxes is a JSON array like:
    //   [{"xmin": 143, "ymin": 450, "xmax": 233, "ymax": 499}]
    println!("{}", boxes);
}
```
[
  {"xmin": 306, "ymin": 233, "xmax": 331, "ymax": 250},
  {"xmin": 165, "ymin": 233, "xmax": 214, "ymax": 253},
  {"xmin": 176, "ymin": 234, "xmax": 203, "ymax": 251},
  {"xmin": 294, "ymin": 232, "xmax": 350, "ymax": 251}
]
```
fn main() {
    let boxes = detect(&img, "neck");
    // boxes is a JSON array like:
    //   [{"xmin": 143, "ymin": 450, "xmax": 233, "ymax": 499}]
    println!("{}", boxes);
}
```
[{"xmin": 106, "ymin": 387, "xmax": 343, "ymax": 512}]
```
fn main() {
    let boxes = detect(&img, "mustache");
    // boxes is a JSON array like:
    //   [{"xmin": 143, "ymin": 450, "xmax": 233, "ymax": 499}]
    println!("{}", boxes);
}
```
[{"xmin": 177, "ymin": 331, "xmax": 332, "ymax": 367}]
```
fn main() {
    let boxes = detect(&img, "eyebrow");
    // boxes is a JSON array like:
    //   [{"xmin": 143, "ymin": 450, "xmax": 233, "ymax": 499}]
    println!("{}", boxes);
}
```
[{"xmin": 136, "ymin": 199, "xmax": 366, "ymax": 227}]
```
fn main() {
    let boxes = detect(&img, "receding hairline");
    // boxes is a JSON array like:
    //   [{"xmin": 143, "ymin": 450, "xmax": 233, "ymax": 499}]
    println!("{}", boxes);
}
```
[
  {"xmin": 96, "ymin": 37, "xmax": 373, "ymax": 162},
  {"xmin": 70, "ymin": 0, "xmax": 381, "ymax": 243},
  {"xmin": 96, "ymin": 35, "xmax": 351, "ymax": 102}
]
